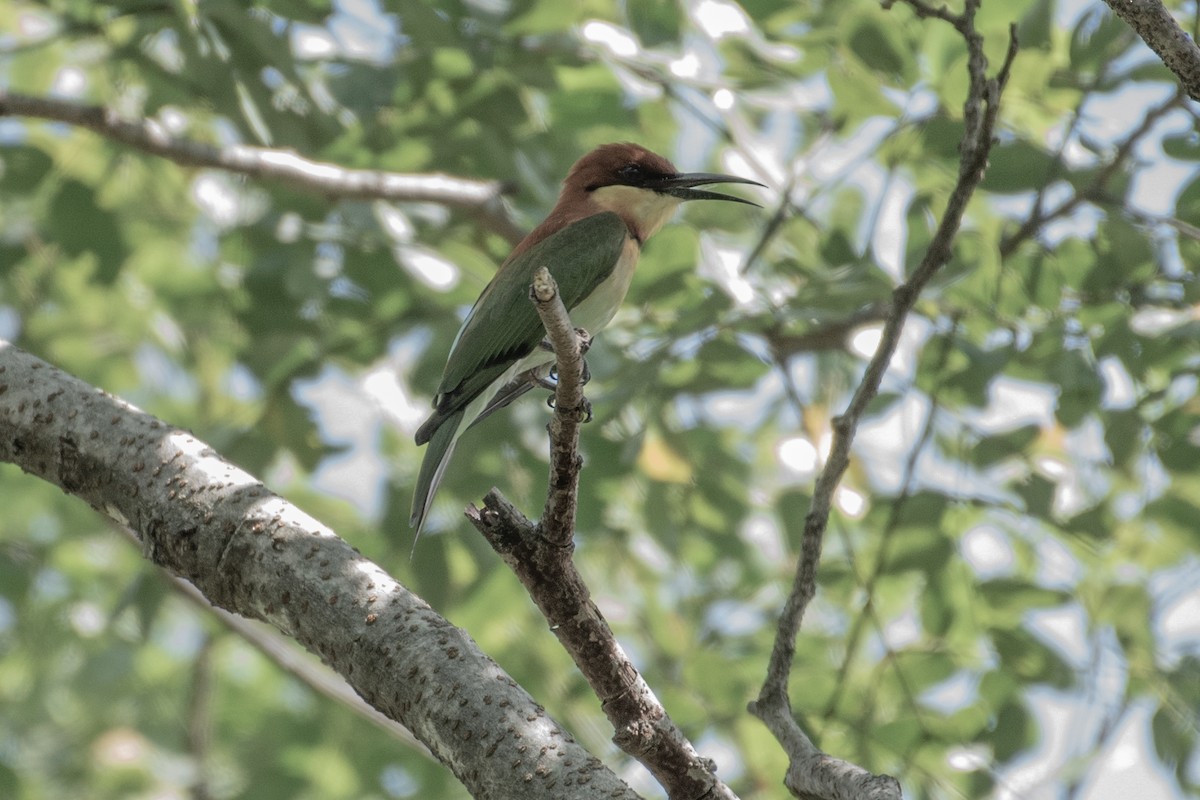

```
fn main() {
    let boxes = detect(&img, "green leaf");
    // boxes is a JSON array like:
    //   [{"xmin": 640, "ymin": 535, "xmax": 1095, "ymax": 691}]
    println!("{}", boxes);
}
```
[
  {"xmin": 1162, "ymin": 132, "xmax": 1200, "ymax": 161},
  {"xmin": 993, "ymin": 700, "xmax": 1033, "ymax": 760},
  {"xmin": 506, "ymin": 2, "xmax": 577, "ymax": 34},
  {"xmin": 1155, "ymin": 408, "xmax": 1200, "ymax": 473},
  {"xmin": 1152, "ymin": 704, "xmax": 1195, "ymax": 769},
  {"xmin": 1017, "ymin": 0, "xmax": 1054, "ymax": 51},
  {"xmin": 874, "ymin": 717, "xmax": 924, "ymax": 753},
  {"xmin": 1017, "ymin": 473, "xmax": 1056, "ymax": 518},
  {"xmin": 991, "ymin": 628, "xmax": 1075, "ymax": 688},
  {"xmin": 1062, "ymin": 504, "xmax": 1111, "ymax": 541},
  {"xmin": 979, "ymin": 578, "xmax": 1069, "ymax": 615},
  {"xmin": 918, "ymin": 115, "xmax": 966, "ymax": 162},
  {"xmin": 1105, "ymin": 409, "xmax": 1144, "ymax": 469},
  {"xmin": 1069, "ymin": 7, "xmax": 1136, "ymax": 73},
  {"xmin": 980, "ymin": 139, "xmax": 1056, "ymax": 193},
  {"xmin": 920, "ymin": 582, "xmax": 954, "ymax": 636},
  {"xmin": 1086, "ymin": 218, "xmax": 1155, "ymax": 294},
  {"xmin": 1053, "ymin": 350, "xmax": 1103, "ymax": 428},
  {"xmin": 0, "ymin": 762, "xmax": 17, "ymax": 798},
  {"xmin": 942, "ymin": 341, "xmax": 1011, "ymax": 408},
  {"xmin": 47, "ymin": 179, "xmax": 128, "ymax": 284},
  {"xmin": 883, "ymin": 522, "xmax": 954, "ymax": 575},
  {"xmin": 627, "ymin": 0, "xmax": 681, "ymax": 47},
  {"xmin": 432, "ymin": 47, "xmax": 474, "ymax": 80},
  {"xmin": 971, "ymin": 424, "xmax": 1039, "ymax": 467},
  {"xmin": 847, "ymin": 16, "xmax": 911, "ymax": 81},
  {"xmin": 0, "ymin": 145, "xmax": 54, "ymax": 191}
]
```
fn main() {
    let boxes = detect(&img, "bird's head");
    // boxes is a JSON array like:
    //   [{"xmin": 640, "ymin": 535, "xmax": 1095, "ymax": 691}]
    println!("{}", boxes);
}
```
[{"xmin": 563, "ymin": 142, "xmax": 763, "ymax": 241}]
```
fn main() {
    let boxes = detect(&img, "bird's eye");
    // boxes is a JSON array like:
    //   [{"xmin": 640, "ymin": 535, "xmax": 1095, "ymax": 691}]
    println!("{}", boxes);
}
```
[{"xmin": 619, "ymin": 163, "xmax": 642, "ymax": 178}]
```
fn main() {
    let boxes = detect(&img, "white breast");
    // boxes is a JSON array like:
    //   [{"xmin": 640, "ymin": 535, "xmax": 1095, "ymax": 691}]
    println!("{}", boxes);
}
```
[{"xmin": 570, "ymin": 236, "xmax": 640, "ymax": 333}]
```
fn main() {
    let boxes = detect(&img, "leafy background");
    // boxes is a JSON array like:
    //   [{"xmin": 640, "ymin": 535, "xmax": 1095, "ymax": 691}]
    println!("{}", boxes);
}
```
[{"xmin": 1, "ymin": 0, "xmax": 1199, "ymax": 798}]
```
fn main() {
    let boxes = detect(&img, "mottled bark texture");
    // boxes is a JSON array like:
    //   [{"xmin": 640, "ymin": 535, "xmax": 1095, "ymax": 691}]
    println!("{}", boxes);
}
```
[{"xmin": 0, "ymin": 341, "xmax": 639, "ymax": 800}]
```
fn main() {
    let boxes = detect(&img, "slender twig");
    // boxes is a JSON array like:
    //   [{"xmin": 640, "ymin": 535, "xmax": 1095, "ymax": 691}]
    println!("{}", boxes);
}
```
[
  {"xmin": 999, "ymin": 87, "xmax": 1186, "ymax": 259},
  {"xmin": 739, "ymin": 174, "xmax": 798, "ymax": 276},
  {"xmin": 466, "ymin": 270, "xmax": 739, "ymax": 800},
  {"xmin": 1062, "ymin": 635, "xmax": 1130, "ymax": 800},
  {"xmin": 186, "ymin": 636, "xmax": 214, "ymax": 800},
  {"xmin": 992, "ymin": 79, "xmax": 1094, "ymax": 303},
  {"xmin": 1123, "ymin": 206, "xmax": 1200, "ymax": 242},
  {"xmin": 750, "ymin": 4, "xmax": 1019, "ymax": 797},
  {"xmin": 882, "ymin": 0, "xmax": 960, "ymax": 26},
  {"xmin": 767, "ymin": 302, "xmax": 891, "ymax": 358},
  {"xmin": 0, "ymin": 90, "xmax": 524, "ymax": 244},
  {"xmin": 824, "ymin": 322, "xmax": 958, "ymax": 720}
]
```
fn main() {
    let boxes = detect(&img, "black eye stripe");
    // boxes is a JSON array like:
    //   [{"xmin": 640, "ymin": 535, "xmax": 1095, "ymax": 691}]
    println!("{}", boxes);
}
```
[{"xmin": 584, "ymin": 162, "xmax": 660, "ymax": 191}]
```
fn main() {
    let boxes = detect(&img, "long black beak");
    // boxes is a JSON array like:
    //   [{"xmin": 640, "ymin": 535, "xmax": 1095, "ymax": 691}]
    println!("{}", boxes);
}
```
[{"xmin": 648, "ymin": 172, "xmax": 765, "ymax": 206}]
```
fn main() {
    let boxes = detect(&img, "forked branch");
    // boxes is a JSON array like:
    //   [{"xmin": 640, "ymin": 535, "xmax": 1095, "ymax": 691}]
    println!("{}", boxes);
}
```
[
  {"xmin": 750, "ymin": 4, "xmax": 1020, "ymax": 798},
  {"xmin": 467, "ymin": 269, "xmax": 740, "ymax": 800}
]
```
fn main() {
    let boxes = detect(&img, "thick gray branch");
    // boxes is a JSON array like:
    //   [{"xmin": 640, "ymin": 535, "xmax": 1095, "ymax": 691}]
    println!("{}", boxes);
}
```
[
  {"xmin": 0, "ymin": 340, "xmax": 639, "ymax": 800},
  {"xmin": 1102, "ymin": 0, "xmax": 1200, "ymax": 101},
  {"xmin": 0, "ymin": 90, "xmax": 523, "ymax": 243}
]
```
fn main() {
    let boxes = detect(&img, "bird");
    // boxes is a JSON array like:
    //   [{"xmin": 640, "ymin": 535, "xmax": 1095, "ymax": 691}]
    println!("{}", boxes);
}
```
[{"xmin": 411, "ymin": 142, "xmax": 762, "ymax": 533}]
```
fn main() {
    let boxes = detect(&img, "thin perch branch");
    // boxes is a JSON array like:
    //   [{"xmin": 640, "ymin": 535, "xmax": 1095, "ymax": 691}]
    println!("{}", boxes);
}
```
[
  {"xmin": 466, "ymin": 269, "xmax": 740, "ymax": 800},
  {"xmin": 529, "ymin": 267, "xmax": 591, "ymax": 545},
  {"xmin": 0, "ymin": 90, "xmax": 524, "ymax": 244}
]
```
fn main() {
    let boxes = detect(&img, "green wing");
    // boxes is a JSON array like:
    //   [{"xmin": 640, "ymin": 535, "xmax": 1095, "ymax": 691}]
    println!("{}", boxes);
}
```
[{"xmin": 425, "ymin": 211, "xmax": 627, "ymax": 426}]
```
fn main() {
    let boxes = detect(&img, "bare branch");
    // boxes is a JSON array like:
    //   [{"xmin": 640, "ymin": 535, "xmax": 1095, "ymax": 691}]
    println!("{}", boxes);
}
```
[
  {"xmin": 529, "ymin": 267, "xmax": 592, "ymax": 545},
  {"xmin": 0, "ymin": 340, "xmax": 639, "ymax": 800},
  {"xmin": 881, "ymin": 0, "xmax": 959, "ymax": 27},
  {"xmin": 751, "ymin": 6, "xmax": 1019, "ymax": 798},
  {"xmin": 1101, "ymin": 0, "xmax": 1200, "ymax": 101},
  {"xmin": 767, "ymin": 302, "xmax": 891, "ymax": 358},
  {"xmin": 186, "ymin": 637, "xmax": 214, "ymax": 800},
  {"xmin": 466, "ymin": 270, "xmax": 739, "ymax": 800},
  {"xmin": 824, "ymin": 324, "xmax": 957, "ymax": 725},
  {"xmin": 0, "ymin": 90, "xmax": 524, "ymax": 244},
  {"xmin": 1000, "ymin": 87, "xmax": 1186, "ymax": 259}
]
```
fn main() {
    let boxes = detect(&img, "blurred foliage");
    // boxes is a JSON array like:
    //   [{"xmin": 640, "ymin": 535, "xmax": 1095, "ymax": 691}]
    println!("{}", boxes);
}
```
[{"xmin": 2, "ymin": 0, "xmax": 1199, "ymax": 798}]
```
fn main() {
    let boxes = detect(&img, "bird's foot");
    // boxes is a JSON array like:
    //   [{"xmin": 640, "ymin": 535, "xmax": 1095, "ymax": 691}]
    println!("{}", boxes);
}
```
[
  {"xmin": 538, "ymin": 327, "xmax": 592, "ymax": 356},
  {"xmin": 539, "ymin": 326, "xmax": 593, "ymax": 421},
  {"xmin": 546, "ymin": 393, "xmax": 593, "ymax": 423},
  {"xmin": 547, "ymin": 359, "xmax": 591, "ymax": 386}
]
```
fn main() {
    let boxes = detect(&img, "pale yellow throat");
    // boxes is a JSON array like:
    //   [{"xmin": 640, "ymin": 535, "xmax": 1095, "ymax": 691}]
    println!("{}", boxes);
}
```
[{"xmin": 591, "ymin": 185, "xmax": 683, "ymax": 242}]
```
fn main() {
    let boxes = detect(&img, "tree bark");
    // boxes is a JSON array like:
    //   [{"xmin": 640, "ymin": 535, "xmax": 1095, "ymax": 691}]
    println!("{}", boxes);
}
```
[
  {"xmin": 0, "ymin": 340, "xmax": 641, "ymax": 800},
  {"xmin": 1102, "ymin": 0, "xmax": 1200, "ymax": 101}
]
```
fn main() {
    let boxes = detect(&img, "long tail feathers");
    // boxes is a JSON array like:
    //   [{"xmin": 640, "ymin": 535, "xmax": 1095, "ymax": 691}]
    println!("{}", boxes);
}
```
[{"xmin": 410, "ymin": 408, "xmax": 465, "ymax": 537}]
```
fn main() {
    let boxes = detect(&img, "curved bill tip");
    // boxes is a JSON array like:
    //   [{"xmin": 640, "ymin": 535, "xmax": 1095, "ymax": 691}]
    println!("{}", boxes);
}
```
[{"xmin": 653, "ymin": 172, "xmax": 766, "ymax": 206}]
